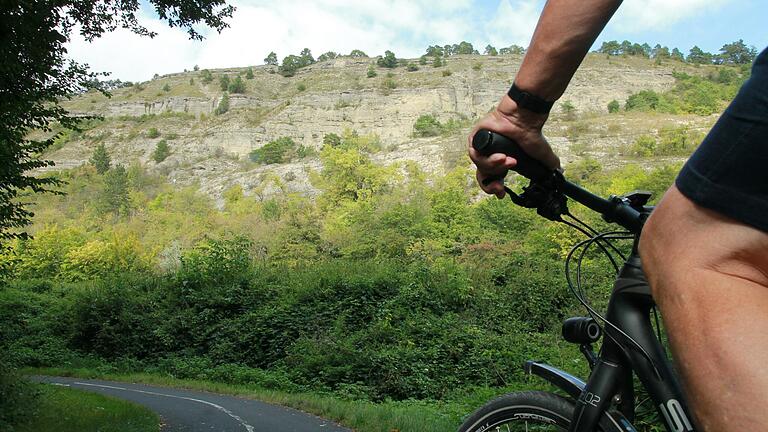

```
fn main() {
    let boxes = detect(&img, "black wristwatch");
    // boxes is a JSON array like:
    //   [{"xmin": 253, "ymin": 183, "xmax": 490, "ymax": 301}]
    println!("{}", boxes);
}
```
[{"xmin": 507, "ymin": 83, "xmax": 554, "ymax": 114}]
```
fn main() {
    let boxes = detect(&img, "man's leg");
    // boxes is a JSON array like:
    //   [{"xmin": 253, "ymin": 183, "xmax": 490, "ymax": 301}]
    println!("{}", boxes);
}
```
[{"xmin": 640, "ymin": 185, "xmax": 768, "ymax": 431}]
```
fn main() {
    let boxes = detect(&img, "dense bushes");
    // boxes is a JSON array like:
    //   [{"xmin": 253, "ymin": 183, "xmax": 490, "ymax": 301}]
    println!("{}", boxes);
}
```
[
  {"xmin": 0, "ymin": 139, "xmax": 683, "ymax": 403},
  {"xmin": 412, "ymin": 114, "xmax": 468, "ymax": 137},
  {"xmin": 625, "ymin": 69, "xmax": 746, "ymax": 115}
]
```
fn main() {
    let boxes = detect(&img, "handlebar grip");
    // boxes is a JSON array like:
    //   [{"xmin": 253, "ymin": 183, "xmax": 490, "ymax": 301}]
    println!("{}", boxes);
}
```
[{"xmin": 471, "ymin": 129, "xmax": 554, "ymax": 182}]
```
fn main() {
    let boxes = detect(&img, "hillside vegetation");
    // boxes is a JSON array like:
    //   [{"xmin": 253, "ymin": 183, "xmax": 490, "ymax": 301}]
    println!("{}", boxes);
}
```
[{"xmin": 2, "ymin": 41, "xmax": 755, "ymax": 430}]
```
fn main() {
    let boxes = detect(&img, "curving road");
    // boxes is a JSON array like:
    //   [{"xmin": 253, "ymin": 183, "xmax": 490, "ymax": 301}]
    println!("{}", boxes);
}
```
[{"xmin": 34, "ymin": 376, "xmax": 351, "ymax": 432}]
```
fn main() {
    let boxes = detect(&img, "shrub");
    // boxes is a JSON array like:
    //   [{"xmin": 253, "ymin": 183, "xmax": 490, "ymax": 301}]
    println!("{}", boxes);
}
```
[
  {"xmin": 201, "ymin": 69, "xmax": 213, "ymax": 83},
  {"xmin": 89, "ymin": 142, "xmax": 111, "ymax": 174},
  {"xmin": 245, "ymin": 67, "xmax": 254, "ymax": 79},
  {"xmin": 406, "ymin": 63, "xmax": 419, "ymax": 72},
  {"xmin": 215, "ymin": 93, "xmax": 229, "ymax": 115},
  {"xmin": 376, "ymin": 50, "xmax": 398, "ymax": 68},
  {"xmin": 296, "ymin": 82, "xmax": 307, "ymax": 92},
  {"xmin": 626, "ymin": 90, "xmax": 659, "ymax": 111},
  {"xmin": 162, "ymin": 83, "xmax": 171, "ymax": 92},
  {"xmin": 630, "ymin": 134, "xmax": 657, "ymax": 157},
  {"xmin": 382, "ymin": 78, "xmax": 397, "ymax": 90},
  {"xmin": 366, "ymin": 66, "xmax": 377, "ymax": 78},
  {"xmin": 413, "ymin": 114, "xmax": 443, "ymax": 137},
  {"xmin": 219, "ymin": 75, "xmax": 230, "ymax": 91},
  {"xmin": 607, "ymin": 99, "xmax": 620, "ymax": 113},
  {"xmin": 323, "ymin": 133, "xmax": 342, "ymax": 147},
  {"xmin": 249, "ymin": 137, "xmax": 297, "ymax": 164},
  {"xmin": 442, "ymin": 70, "xmax": 452, "ymax": 77},
  {"xmin": 227, "ymin": 76, "xmax": 246, "ymax": 93},
  {"xmin": 472, "ymin": 63, "xmax": 482, "ymax": 70},
  {"xmin": 560, "ymin": 100, "xmax": 577, "ymax": 120},
  {"xmin": 146, "ymin": 127, "xmax": 160, "ymax": 139},
  {"xmin": 152, "ymin": 139, "xmax": 171, "ymax": 163}
]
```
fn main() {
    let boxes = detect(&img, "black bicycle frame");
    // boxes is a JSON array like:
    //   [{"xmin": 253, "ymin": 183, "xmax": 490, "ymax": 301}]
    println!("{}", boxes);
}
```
[
  {"xmin": 565, "ymin": 246, "xmax": 697, "ymax": 432},
  {"xmin": 472, "ymin": 130, "xmax": 699, "ymax": 432}
]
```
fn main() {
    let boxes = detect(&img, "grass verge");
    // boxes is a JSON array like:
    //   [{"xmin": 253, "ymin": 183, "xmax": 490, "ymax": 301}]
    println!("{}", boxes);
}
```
[
  {"xmin": 26, "ymin": 367, "xmax": 464, "ymax": 432},
  {"xmin": 16, "ymin": 383, "xmax": 158, "ymax": 432}
]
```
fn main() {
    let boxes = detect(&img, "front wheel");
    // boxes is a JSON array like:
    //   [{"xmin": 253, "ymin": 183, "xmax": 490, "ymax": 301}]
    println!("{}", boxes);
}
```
[{"xmin": 458, "ymin": 391, "xmax": 626, "ymax": 432}]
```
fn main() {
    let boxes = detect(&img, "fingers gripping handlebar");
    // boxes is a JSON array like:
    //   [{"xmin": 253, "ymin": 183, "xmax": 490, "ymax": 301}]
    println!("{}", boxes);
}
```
[
  {"xmin": 472, "ymin": 129, "xmax": 553, "ymax": 183},
  {"xmin": 471, "ymin": 129, "xmax": 648, "ymax": 233}
]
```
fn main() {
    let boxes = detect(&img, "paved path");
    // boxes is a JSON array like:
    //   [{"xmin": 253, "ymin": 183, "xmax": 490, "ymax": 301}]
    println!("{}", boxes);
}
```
[{"xmin": 34, "ymin": 376, "xmax": 351, "ymax": 432}]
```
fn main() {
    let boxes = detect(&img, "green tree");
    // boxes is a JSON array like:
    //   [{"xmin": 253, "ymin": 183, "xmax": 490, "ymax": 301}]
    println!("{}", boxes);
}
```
[
  {"xmin": 499, "ymin": 44, "xmax": 525, "ymax": 55},
  {"xmin": 279, "ymin": 55, "xmax": 303, "ymax": 77},
  {"xmin": 432, "ymin": 56, "xmax": 443, "ymax": 67},
  {"xmin": 652, "ymin": 44, "xmax": 670, "ymax": 60},
  {"xmin": 97, "ymin": 164, "xmax": 131, "ymax": 216},
  {"xmin": 349, "ymin": 49, "xmax": 367, "ymax": 58},
  {"xmin": 598, "ymin": 40, "xmax": 621, "ymax": 55},
  {"xmin": 377, "ymin": 50, "xmax": 398, "ymax": 68},
  {"xmin": 453, "ymin": 41, "xmax": 476, "ymax": 55},
  {"xmin": 425, "ymin": 45, "xmax": 444, "ymax": 57},
  {"xmin": 152, "ymin": 140, "xmax": 171, "ymax": 163},
  {"xmin": 264, "ymin": 51, "xmax": 278, "ymax": 66},
  {"xmin": 215, "ymin": 92, "xmax": 229, "ymax": 115},
  {"xmin": 219, "ymin": 74, "xmax": 230, "ymax": 91},
  {"xmin": 625, "ymin": 90, "xmax": 661, "ymax": 111},
  {"xmin": 227, "ymin": 75, "xmax": 245, "ymax": 93},
  {"xmin": 687, "ymin": 46, "xmax": 713, "ymax": 64},
  {"xmin": 249, "ymin": 137, "xmax": 297, "ymax": 164},
  {"xmin": 718, "ymin": 39, "xmax": 757, "ymax": 64},
  {"xmin": 299, "ymin": 48, "xmax": 315, "ymax": 66},
  {"xmin": 89, "ymin": 143, "xmax": 111, "ymax": 174},
  {"xmin": 201, "ymin": 69, "xmax": 214, "ymax": 83},
  {"xmin": 484, "ymin": 44, "xmax": 498, "ymax": 56},
  {"xmin": 317, "ymin": 51, "xmax": 338, "ymax": 62},
  {"xmin": 671, "ymin": 47, "xmax": 685, "ymax": 62}
]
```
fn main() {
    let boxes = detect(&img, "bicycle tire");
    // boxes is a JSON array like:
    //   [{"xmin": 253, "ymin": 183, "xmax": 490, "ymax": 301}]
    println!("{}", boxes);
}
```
[{"xmin": 457, "ymin": 390, "xmax": 626, "ymax": 432}]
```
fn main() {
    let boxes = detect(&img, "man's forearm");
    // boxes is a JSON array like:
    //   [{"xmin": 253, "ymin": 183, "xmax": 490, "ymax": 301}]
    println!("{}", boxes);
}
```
[{"xmin": 515, "ymin": 0, "xmax": 622, "ymax": 101}]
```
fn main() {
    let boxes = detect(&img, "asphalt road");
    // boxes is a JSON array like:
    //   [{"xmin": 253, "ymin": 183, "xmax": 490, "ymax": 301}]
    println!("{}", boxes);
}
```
[{"xmin": 34, "ymin": 376, "xmax": 352, "ymax": 432}]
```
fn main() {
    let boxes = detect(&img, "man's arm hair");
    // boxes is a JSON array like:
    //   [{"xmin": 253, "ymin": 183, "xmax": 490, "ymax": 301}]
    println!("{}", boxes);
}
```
[{"xmin": 515, "ymin": 0, "xmax": 622, "ymax": 101}]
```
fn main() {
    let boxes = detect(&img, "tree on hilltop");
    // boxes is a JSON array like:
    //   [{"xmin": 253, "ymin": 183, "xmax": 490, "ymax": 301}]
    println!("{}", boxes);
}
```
[
  {"xmin": 317, "ymin": 51, "xmax": 338, "ymax": 62},
  {"xmin": 484, "ymin": 45, "xmax": 498, "ymax": 56},
  {"xmin": 377, "ymin": 50, "xmax": 398, "ymax": 68},
  {"xmin": 719, "ymin": 39, "xmax": 757, "ymax": 64},
  {"xmin": 349, "ymin": 49, "xmax": 367, "ymax": 58},
  {"xmin": 264, "ymin": 51, "xmax": 278, "ymax": 66}
]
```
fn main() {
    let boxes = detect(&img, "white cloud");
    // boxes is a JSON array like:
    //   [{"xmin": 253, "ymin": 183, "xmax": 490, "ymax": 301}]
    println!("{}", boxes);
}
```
[
  {"xmin": 611, "ymin": 0, "xmax": 732, "ymax": 32},
  {"xmin": 66, "ymin": 0, "xmax": 731, "ymax": 82},
  {"xmin": 66, "ymin": 0, "xmax": 479, "ymax": 82},
  {"xmin": 485, "ymin": 0, "xmax": 542, "ymax": 49}
]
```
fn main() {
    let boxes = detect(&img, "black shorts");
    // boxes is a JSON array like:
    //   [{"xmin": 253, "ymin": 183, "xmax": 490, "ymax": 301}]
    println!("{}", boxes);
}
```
[{"xmin": 676, "ymin": 47, "xmax": 768, "ymax": 232}]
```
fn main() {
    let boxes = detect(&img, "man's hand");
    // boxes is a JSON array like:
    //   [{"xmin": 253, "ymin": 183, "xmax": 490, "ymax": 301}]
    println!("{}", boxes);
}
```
[{"xmin": 468, "ymin": 95, "xmax": 560, "ymax": 198}]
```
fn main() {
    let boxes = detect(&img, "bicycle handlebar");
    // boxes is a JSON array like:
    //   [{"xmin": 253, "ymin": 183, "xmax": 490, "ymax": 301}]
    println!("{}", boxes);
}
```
[{"xmin": 472, "ymin": 129, "xmax": 647, "ymax": 233}]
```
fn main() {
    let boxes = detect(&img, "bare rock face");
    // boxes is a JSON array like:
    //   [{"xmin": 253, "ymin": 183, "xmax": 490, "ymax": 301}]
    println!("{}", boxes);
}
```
[{"xmin": 51, "ymin": 54, "xmax": 687, "ymax": 204}]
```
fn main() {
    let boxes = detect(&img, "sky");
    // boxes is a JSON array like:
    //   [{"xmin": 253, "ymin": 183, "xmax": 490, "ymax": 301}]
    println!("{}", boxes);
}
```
[{"xmin": 66, "ymin": 0, "xmax": 768, "ymax": 83}]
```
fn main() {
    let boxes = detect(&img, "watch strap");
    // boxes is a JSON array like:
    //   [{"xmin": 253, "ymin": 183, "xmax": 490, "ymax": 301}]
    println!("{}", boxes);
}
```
[{"xmin": 507, "ymin": 83, "xmax": 554, "ymax": 114}]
